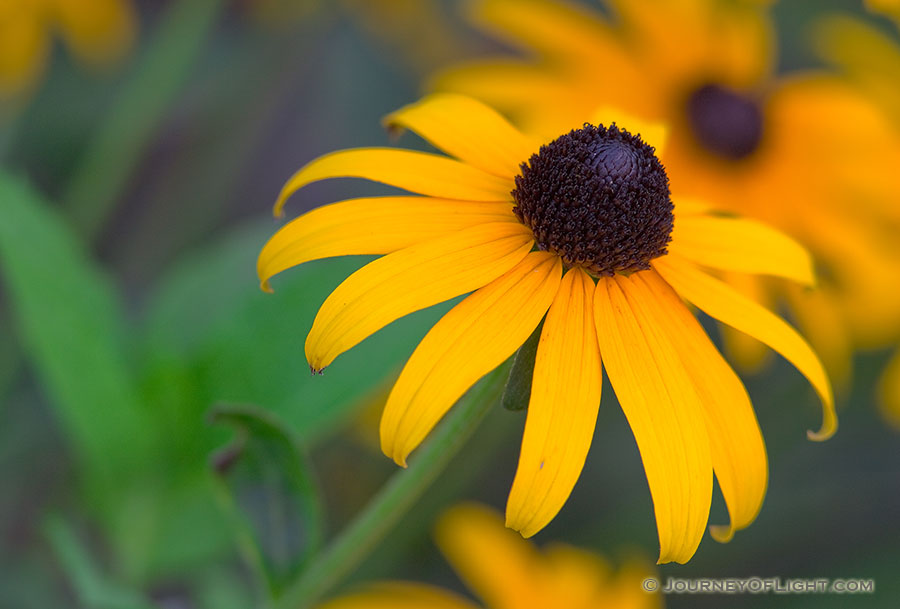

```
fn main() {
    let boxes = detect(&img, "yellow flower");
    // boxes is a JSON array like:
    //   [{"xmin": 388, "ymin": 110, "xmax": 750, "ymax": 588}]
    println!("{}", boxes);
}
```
[
  {"xmin": 258, "ymin": 94, "xmax": 834, "ymax": 563},
  {"xmin": 434, "ymin": 0, "xmax": 900, "ymax": 388},
  {"xmin": 0, "ymin": 0, "xmax": 135, "ymax": 106},
  {"xmin": 317, "ymin": 503, "xmax": 661, "ymax": 609},
  {"xmin": 814, "ymin": 6, "xmax": 900, "ymax": 426}
]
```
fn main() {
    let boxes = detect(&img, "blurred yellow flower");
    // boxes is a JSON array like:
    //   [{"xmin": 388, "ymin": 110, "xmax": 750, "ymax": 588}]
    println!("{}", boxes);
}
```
[
  {"xmin": 258, "ymin": 93, "xmax": 835, "ymax": 563},
  {"xmin": 434, "ymin": 0, "xmax": 900, "ymax": 389},
  {"xmin": 815, "ymin": 5, "xmax": 900, "ymax": 426},
  {"xmin": 0, "ymin": 0, "xmax": 135, "ymax": 107},
  {"xmin": 317, "ymin": 503, "xmax": 662, "ymax": 609}
]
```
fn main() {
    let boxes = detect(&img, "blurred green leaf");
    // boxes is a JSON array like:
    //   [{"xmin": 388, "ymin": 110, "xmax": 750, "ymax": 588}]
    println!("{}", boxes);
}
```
[
  {"xmin": 0, "ymin": 172, "xmax": 156, "ymax": 502},
  {"xmin": 209, "ymin": 403, "xmax": 323, "ymax": 596},
  {"xmin": 45, "ymin": 516, "xmax": 159, "ymax": 609},
  {"xmin": 140, "ymin": 220, "xmax": 452, "ymax": 446},
  {"xmin": 501, "ymin": 320, "xmax": 542, "ymax": 412}
]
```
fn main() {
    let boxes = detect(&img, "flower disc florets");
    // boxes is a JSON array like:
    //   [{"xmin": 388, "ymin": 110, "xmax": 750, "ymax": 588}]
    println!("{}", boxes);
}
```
[
  {"xmin": 512, "ymin": 123, "xmax": 673, "ymax": 276},
  {"xmin": 686, "ymin": 83, "xmax": 764, "ymax": 160}
]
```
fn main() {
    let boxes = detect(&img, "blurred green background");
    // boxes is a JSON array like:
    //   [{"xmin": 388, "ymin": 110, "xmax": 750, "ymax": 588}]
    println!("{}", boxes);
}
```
[{"xmin": 1, "ymin": 0, "xmax": 898, "ymax": 607}]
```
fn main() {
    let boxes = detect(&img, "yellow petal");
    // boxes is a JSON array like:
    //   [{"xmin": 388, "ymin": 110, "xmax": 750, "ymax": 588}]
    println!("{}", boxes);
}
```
[
  {"xmin": 430, "ymin": 60, "xmax": 574, "ymax": 126},
  {"xmin": 784, "ymin": 282, "xmax": 853, "ymax": 390},
  {"xmin": 632, "ymin": 270, "xmax": 767, "ymax": 544},
  {"xmin": 0, "ymin": 9, "xmax": 49, "ymax": 98},
  {"xmin": 507, "ymin": 267, "xmax": 602, "ymax": 537},
  {"xmin": 436, "ymin": 503, "xmax": 541, "ymax": 609},
  {"xmin": 717, "ymin": 271, "xmax": 773, "ymax": 373},
  {"xmin": 306, "ymin": 222, "xmax": 533, "ymax": 371},
  {"xmin": 595, "ymin": 275, "xmax": 713, "ymax": 565},
  {"xmin": 316, "ymin": 582, "xmax": 479, "ymax": 609},
  {"xmin": 274, "ymin": 148, "xmax": 514, "ymax": 216},
  {"xmin": 257, "ymin": 196, "xmax": 516, "ymax": 291},
  {"xmin": 673, "ymin": 197, "xmax": 715, "ymax": 217},
  {"xmin": 381, "ymin": 251, "xmax": 562, "ymax": 466},
  {"xmin": 384, "ymin": 93, "xmax": 538, "ymax": 178},
  {"xmin": 669, "ymin": 215, "xmax": 815, "ymax": 285},
  {"xmin": 655, "ymin": 255, "xmax": 837, "ymax": 441},
  {"xmin": 53, "ymin": 0, "xmax": 135, "ymax": 67},
  {"xmin": 469, "ymin": 0, "xmax": 619, "ymax": 65}
]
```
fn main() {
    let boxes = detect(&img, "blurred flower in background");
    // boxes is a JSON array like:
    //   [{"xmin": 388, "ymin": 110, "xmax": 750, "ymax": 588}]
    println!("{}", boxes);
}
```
[
  {"xmin": 317, "ymin": 503, "xmax": 661, "ymax": 609},
  {"xmin": 0, "ymin": 0, "xmax": 136, "ymax": 112},
  {"xmin": 259, "ymin": 93, "xmax": 835, "ymax": 563},
  {"xmin": 434, "ymin": 0, "xmax": 900, "ymax": 395},
  {"xmin": 814, "ymin": 0, "xmax": 900, "ymax": 429},
  {"xmin": 1, "ymin": 1, "xmax": 899, "ymax": 607}
]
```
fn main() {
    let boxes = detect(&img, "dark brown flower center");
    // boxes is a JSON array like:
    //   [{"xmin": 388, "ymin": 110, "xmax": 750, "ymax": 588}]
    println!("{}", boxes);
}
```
[
  {"xmin": 511, "ymin": 123, "xmax": 673, "ymax": 276},
  {"xmin": 686, "ymin": 83, "xmax": 764, "ymax": 160}
]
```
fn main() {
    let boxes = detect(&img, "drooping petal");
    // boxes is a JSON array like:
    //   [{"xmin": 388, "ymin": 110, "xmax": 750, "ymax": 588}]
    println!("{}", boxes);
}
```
[
  {"xmin": 507, "ymin": 267, "xmax": 602, "ymax": 538},
  {"xmin": 784, "ymin": 282, "xmax": 853, "ymax": 389},
  {"xmin": 631, "ymin": 270, "xmax": 767, "ymax": 543},
  {"xmin": 669, "ymin": 215, "xmax": 815, "ymax": 285},
  {"xmin": 436, "ymin": 503, "xmax": 542, "ymax": 609},
  {"xmin": 257, "ymin": 196, "xmax": 516, "ymax": 290},
  {"xmin": 717, "ymin": 271, "xmax": 773, "ymax": 372},
  {"xmin": 316, "ymin": 582, "xmax": 479, "ymax": 609},
  {"xmin": 381, "ymin": 251, "xmax": 562, "ymax": 466},
  {"xmin": 595, "ymin": 275, "xmax": 713, "ymax": 564},
  {"xmin": 383, "ymin": 94, "xmax": 539, "ymax": 178},
  {"xmin": 655, "ymin": 255, "xmax": 837, "ymax": 440},
  {"xmin": 274, "ymin": 148, "xmax": 514, "ymax": 216},
  {"xmin": 305, "ymin": 222, "xmax": 533, "ymax": 372}
]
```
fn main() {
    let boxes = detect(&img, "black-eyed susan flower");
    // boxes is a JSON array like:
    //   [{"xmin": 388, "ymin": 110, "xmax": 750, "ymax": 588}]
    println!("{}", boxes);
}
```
[
  {"xmin": 814, "ymin": 2, "xmax": 900, "ymax": 427},
  {"xmin": 258, "ymin": 94, "xmax": 835, "ymax": 563},
  {"xmin": 316, "ymin": 503, "xmax": 661, "ymax": 609},
  {"xmin": 0, "ymin": 0, "xmax": 135, "ymax": 109},
  {"xmin": 434, "ymin": 0, "xmax": 900, "ymax": 389}
]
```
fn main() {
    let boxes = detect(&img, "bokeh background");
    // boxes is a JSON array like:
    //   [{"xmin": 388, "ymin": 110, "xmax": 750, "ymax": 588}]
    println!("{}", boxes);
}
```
[{"xmin": 1, "ymin": 0, "xmax": 898, "ymax": 607}]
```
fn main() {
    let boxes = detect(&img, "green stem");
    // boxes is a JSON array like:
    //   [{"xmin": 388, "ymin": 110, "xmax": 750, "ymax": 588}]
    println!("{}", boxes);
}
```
[
  {"xmin": 275, "ymin": 367, "xmax": 508, "ymax": 609},
  {"xmin": 63, "ymin": 0, "xmax": 226, "ymax": 238}
]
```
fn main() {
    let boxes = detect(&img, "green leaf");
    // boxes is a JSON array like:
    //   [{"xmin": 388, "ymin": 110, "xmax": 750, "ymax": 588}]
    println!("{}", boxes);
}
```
[
  {"xmin": 45, "ymin": 516, "xmax": 159, "ymax": 609},
  {"xmin": 140, "ymin": 220, "xmax": 452, "ymax": 446},
  {"xmin": 208, "ymin": 403, "xmax": 324, "ymax": 595},
  {"xmin": 501, "ymin": 319, "xmax": 543, "ymax": 411},
  {"xmin": 0, "ymin": 173, "xmax": 156, "ymax": 501}
]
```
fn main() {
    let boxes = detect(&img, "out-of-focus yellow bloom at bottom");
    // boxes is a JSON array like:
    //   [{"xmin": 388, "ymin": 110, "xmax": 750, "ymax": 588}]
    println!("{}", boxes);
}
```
[
  {"xmin": 0, "ymin": 0, "xmax": 135, "ymax": 106},
  {"xmin": 318, "ymin": 503, "xmax": 661, "ymax": 609}
]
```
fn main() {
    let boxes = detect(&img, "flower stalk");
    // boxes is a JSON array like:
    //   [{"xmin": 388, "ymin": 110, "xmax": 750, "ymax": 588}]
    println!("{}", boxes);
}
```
[{"xmin": 275, "ymin": 366, "xmax": 508, "ymax": 609}]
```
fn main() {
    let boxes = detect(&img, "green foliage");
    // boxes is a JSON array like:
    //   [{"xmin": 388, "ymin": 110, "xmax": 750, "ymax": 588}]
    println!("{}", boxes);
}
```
[
  {"xmin": 45, "ymin": 517, "xmax": 160, "ymax": 609},
  {"xmin": 139, "ymin": 220, "xmax": 452, "ymax": 447},
  {"xmin": 0, "ymin": 172, "xmax": 157, "ymax": 503},
  {"xmin": 209, "ymin": 403, "xmax": 324, "ymax": 597},
  {"xmin": 501, "ymin": 320, "xmax": 543, "ymax": 412}
]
